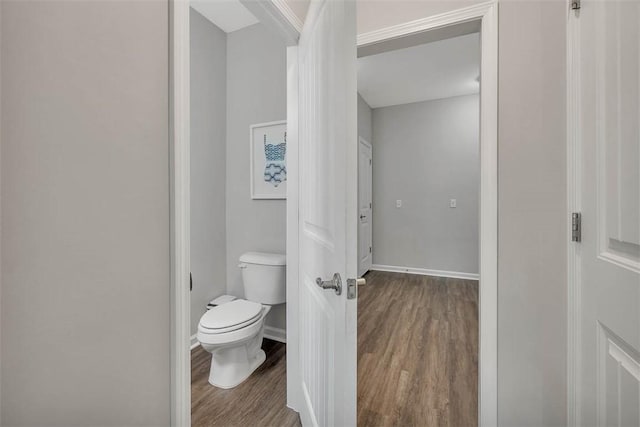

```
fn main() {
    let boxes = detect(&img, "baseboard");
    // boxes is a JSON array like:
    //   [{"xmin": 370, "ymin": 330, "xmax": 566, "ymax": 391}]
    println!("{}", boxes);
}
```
[
  {"xmin": 190, "ymin": 333, "xmax": 199, "ymax": 350},
  {"xmin": 264, "ymin": 325, "xmax": 287, "ymax": 343},
  {"xmin": 371, "ymin": 264, "xmax": 479, "ymax": 281}
]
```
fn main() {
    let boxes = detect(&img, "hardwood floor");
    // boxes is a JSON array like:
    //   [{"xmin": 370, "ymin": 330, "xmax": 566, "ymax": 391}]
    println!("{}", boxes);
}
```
[
  {"xmin": 191, "ymin": 270, "xmax": 477, "ymax": 427},
  {"xmin": 191, "ymin": 339, "xmax": 301, "ymax": 427},
  {"xmin": 358, "ymin": 270, "xmax": 479, "ymax": 427}
]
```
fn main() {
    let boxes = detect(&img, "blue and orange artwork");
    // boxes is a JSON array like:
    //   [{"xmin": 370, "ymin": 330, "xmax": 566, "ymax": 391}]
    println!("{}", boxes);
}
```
[{"xmin": 263, "ymin": 132, "xmax": 287, "ymax": 187}]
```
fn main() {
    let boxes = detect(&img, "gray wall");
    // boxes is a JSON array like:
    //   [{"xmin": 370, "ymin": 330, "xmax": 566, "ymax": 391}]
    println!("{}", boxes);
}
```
[
  {"xmin": 497, "ymin": 2, "xmax": 567, "ymax": 425},
  {"xmin": 371, "ymin": 95, "xmax": 479, "ymax": 274},
  {"xmin": 0, "ymin": 1, "xmax": 170, "ymax": 425},
  {"xmin": 226, "ymin": 24, "xmax": 287, "ymax": 331},
  {"xmin": 355, "ymin": 1, "xmax": 568, "ymax": 424},
  {"xmin": 190, "ymin": 9, "xmax": 227, "ymax": 337},
  {"xmin": 357, "ymin": 93, "xmax": 373, "ymax": 143}
]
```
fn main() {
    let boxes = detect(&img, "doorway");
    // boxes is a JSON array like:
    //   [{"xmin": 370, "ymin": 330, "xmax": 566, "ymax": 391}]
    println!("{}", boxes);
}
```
[
  {"xmin": 172, "ymin": 1, "xmax": 498, "ymax": 424},
  {"xmin": 169, "ymin": 1, "xmax": 300, "ymax": 425},
  {"xmin": 356, "ymin": 28, "xmax": 481, "ymax": 425}
]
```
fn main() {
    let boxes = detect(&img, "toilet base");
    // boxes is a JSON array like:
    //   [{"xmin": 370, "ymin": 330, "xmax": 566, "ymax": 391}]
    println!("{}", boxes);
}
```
[{"xmin": 207, "ymin": 338, "xmax": 266, "ymax": 389}]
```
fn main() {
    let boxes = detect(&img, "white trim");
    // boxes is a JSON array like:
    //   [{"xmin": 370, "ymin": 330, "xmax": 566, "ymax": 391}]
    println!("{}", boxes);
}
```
[
  {"xmin": 357, "ymin": 1, "xmax": 495, "ymax": 47},
  {"xmin": 190, "ymin": 334, "xmax": 200, "ymax": 350},
  {"xmin": 169, "ymin": 1, "xmax": 191, "ymax": 426},
  {"xmin": 264, "ymin": 326, "xmax": 287, "ymax": 343},
  {"xmin": 249, "ymin": 120, "xmax": 287, "ymax": 200},
  {"xmin": 271, "ymin": 0, "xmax": 303, "ymax": 33},
  {"xmin": 476, "ymin": 5, "xmax": 499, "ymax": 426},
  {"xmin": 371, "ymin": 264, "xmax": 479, "ymax": 281},
  {"xmin": 566, "ymin": 5, "xmax": 582, "ymax": 427},
  {"xmin": 239, "ymin": 0, "xmax": 300, "ymax": 46},
  {"xmin": 285, "ymin": 45, "xmax": 301, "ymax": 413}
]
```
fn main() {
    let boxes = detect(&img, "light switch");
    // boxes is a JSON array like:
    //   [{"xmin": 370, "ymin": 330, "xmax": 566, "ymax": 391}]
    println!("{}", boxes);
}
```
[
  {"xmin": 450, "ymin": 199, "xmax": 457, "ymax": 208},
  {"xmin": 396, "ymin": 200, "xmax": 402, "ymax": 208}
]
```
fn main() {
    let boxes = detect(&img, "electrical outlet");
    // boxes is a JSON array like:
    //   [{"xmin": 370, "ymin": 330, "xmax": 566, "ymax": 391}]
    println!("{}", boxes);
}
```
[
  {"xmin": 450, "ymin": 199, "xmax": 457, "ymax": 208},
  {"xmin": 396, "ymin": 200, "xmax": 402, "ymax": 208}
]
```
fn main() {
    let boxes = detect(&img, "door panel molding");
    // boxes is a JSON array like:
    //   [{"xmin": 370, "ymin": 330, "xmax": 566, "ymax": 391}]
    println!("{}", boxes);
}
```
[
  {"xmin": 594, "ymin": 0, "xmax": 640, "ymax": 273},
  {"xmin": 568, "ymin": 2, "xmax": 640, "ymax": 426}
]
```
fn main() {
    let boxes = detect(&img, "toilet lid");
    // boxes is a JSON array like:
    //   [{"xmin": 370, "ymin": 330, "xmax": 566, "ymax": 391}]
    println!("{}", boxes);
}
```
[{"xmin": 199, "ymin": 299, "xmax": 263, "ymax": 332}]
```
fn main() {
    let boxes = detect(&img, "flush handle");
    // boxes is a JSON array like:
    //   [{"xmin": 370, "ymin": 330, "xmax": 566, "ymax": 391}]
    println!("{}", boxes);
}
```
[{"xmin": 316, "ymin": 273, "xmax": 342, "ymax": 295}]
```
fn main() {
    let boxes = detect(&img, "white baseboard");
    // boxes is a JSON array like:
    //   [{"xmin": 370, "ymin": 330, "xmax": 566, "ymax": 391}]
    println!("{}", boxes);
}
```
[
  {"xmin": 264, "ymin": 325, "xmax": 286, "ymax": 343},
  {"xmin": 371, "ymin": 264, "xmax": 479, "ymax": 281},
  {"xmin": 190, "ymin": 333, "xmax": 199, "ymax": 350}
]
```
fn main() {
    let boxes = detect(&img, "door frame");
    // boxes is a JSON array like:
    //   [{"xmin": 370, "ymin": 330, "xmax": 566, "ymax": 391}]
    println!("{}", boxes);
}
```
[
  {"xmin": 169, "ymin": 1, "xmax": 299, "ymax": 425},
  {"xmin": 357, "ymin": 136, "xmax": 373, "ymax": 277},
  {"xmin": 350, "ymin": 2, "xmax": 499, "ymax": 425},
  {"xmin": 566, "ymin": 5, "xmax": 580, "ymax": 426},
  {"xmin": 171, "ymin": 0, "xmax": 498, "ymax": 424}
]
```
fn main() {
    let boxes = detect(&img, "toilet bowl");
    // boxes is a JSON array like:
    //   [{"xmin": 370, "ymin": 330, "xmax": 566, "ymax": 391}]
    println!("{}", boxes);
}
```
[{"xmin": 197, "ymin": 252, "xmax": 286, "ymax": 389}]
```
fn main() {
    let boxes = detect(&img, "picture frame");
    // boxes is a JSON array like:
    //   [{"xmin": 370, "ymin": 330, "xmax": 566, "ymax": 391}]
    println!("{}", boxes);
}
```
[{"xmin": 250, "ymin": 120, "xmax": 287, "ymax": 199}]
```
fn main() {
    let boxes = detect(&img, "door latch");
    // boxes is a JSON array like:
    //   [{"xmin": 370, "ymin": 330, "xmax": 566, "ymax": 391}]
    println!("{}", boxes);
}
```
[{"xmin": 346, "ymin": 277, "xmax": 366, "ymax": 299}]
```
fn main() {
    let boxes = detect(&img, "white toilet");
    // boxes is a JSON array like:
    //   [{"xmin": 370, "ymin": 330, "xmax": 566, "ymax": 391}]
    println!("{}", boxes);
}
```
[{"xmin": 197, "ymin": 251, "xmax": 286, "ymax": 389}]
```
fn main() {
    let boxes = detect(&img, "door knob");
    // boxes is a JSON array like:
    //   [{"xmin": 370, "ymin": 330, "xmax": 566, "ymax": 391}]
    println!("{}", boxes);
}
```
[
  {"xmin": 359, "ymin": 214, "xmax": 366, "ymax": 219},
  {"xmin": 316, "ymin": 273, "xmax": 342, "ymax": 295}
]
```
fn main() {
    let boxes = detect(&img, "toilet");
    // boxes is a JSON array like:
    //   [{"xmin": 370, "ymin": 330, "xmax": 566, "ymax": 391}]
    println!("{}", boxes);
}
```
[{"xmin": 197, "ymin": 251, "xmax": 286, "ymax": 389}]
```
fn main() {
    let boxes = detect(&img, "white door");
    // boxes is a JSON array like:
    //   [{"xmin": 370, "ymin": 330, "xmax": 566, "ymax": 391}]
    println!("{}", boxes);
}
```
[
  {"xmin": 573, "ymin": 1, "xmax": 640, "ymax": 425},
  {"xmin": 358, "ymin": 137, "xmax": 373, "ymax": 277},
  {"xmin": 295, "ymin": 0, "xmax": 358, "ymax": 426}
]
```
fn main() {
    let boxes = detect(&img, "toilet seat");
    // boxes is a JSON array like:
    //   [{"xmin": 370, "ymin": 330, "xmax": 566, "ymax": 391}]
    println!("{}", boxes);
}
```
[
  {"xmin": 198, "ymin": 304, "xmax": 271, "ymax": 346},
  {"xmin": 199, "ymin": 299, "xmax": 263, "ymax": 334}
]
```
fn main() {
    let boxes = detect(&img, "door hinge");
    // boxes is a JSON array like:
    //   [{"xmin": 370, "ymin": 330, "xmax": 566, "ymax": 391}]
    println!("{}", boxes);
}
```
[
  {"xmin": 369, "ymin": 246, "xmax": 372, "ymax": 253},
  {"xmin": 571, "ymin": 0, "xmax": 580, "ymax": 10},
  {"xmin": 572, "ymin": 212, "xmax": 582, "ymax": 242}
]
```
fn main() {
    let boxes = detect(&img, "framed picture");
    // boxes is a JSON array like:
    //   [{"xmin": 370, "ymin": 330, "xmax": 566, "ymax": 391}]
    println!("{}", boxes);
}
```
[{"xmin": 250, "ymin": 120, "xmax": 287, "ymax": 199}]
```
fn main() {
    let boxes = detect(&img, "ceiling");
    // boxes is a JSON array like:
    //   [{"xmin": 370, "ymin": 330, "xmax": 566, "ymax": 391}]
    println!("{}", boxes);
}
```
[
  {"xmin": 191, "ymin": 0, "xmax": 258, "ymax": 33},
  {"xmin": 358, "ymin": 32, "xmax": 480, "ymax": 109}
]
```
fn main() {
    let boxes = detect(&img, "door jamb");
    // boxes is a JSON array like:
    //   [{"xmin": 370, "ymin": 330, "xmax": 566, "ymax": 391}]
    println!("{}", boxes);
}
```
[
  {"xmin": 354, "ymin": 2, "xmax": 499, "ymax": 425},
  {"xmin": 169, "ymin": 1, "xmax": 191, "ymax": 425},
  {"xmin": 566, "ymin": 5, "xmax": 581, "ymax": 427}
]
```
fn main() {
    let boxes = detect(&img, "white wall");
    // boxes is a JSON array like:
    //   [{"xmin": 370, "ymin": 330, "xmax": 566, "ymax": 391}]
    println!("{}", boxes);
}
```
[
  {"xmin": 0, "ymin": 1, "xmax": 170, "ymax": 424},
  {"xmin": 226, "ymin": 23, "xmax": 287, "ymax": 331},
  {"xmin": 190, "ymin": 9, "xmax": 228, "ymax": 337},
  {"xmin": 371, "ymin": 95, "xmax": 479, "ymax": 275}
]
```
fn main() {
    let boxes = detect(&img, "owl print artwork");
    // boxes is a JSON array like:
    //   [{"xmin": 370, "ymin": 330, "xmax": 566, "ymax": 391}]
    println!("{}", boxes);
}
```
[{"xmin": 263, "ymin": 132, "xmax": 287, "ymax": 187}]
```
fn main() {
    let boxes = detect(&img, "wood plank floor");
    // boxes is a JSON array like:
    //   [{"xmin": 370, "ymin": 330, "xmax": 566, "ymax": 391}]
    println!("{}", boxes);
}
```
[
  {"xmin": 191, "ymin": 339, "xmax": 301, "ymax": 427},
  {"xmin": 191, "ymin": 270, "xmax": 477, "ymax": 427},
  {"xmin": 358, "ymin": 270, "xmax": 479, "ymax": 427}
]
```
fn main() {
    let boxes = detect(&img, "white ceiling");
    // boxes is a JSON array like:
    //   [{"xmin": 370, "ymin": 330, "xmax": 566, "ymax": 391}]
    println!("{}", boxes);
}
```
[
  {"xmin": 357, "ymin": 32, "xmax": 480, "ymax": 109},
  {"xmin": 191, "ymin": 0, "xmax": 259, "ymax": 33}
]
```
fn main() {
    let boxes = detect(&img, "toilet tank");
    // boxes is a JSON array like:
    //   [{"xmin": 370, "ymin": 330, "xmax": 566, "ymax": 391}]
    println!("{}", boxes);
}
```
[{"xmin": 238, "ymin": 252, "xmax": 286, "ymax": 305}]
